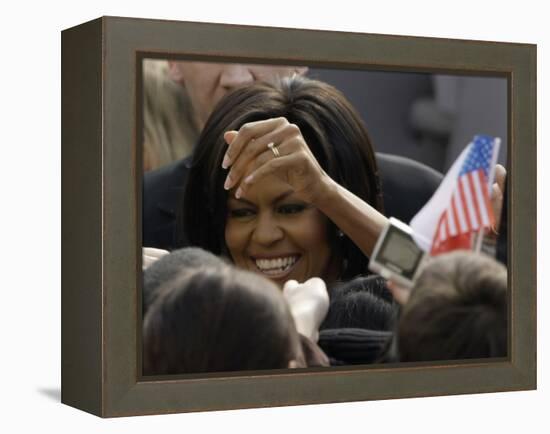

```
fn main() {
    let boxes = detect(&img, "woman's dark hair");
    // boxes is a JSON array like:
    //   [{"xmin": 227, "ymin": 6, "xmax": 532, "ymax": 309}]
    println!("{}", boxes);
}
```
[
  {"xmin": 396, "ymin": 251, "xmax": 508, "ymax": 362},
  {"xmin": 143, "ymin": 265, "xmax": 304, "ymax": 375},
  {"xmin": 179, "ymin": 76, "xmax": 384, "ymax": 280}
]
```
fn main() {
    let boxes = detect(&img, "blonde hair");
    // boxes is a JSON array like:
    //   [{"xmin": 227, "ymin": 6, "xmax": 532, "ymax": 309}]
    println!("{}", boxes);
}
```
[{"xmin": 142, "ymin": 59, "xmax": 199, "ymax": 171}]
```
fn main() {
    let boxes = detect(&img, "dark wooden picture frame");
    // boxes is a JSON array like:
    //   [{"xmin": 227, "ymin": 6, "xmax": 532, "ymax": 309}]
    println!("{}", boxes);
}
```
[{"xmin": 61, "ymin": 16, "xmax": 536, "ymax": 417}]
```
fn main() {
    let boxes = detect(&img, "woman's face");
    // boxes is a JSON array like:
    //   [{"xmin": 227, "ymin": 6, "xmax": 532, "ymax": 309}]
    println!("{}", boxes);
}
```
[{"xmin": 225, "ymin": 174, "xmax": 337, "ymax": 287}]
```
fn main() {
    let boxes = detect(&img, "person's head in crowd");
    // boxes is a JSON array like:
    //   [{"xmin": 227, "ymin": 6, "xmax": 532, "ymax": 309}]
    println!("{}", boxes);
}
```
[
  {"xmin": 395, "ymin": 251, "xmax": 507, "ymax": 362},
  {"xmin": 181, "ymin": 76, "xmax": 383, "ymax": 288},
  {"xmin": 143, "ymin": 262, "xmax": 307, "ymax": 375},
  {"xmin": 143, "ymin": 60, "xmax": 307, "ymax": 172},
  {"xmin": 143, "ymin": 247, "xmax": 226, "ymax": 315},
  {"xmin": 321, "ymin": 275, "xmax": 397, "ymax": 331},
  {"xmin": 168, "ymin": 61, "xmax": 308, "ymax": 132},
  {"xmin": 142, "ymin": 60, "xmax": 197, "ymax": 171}
]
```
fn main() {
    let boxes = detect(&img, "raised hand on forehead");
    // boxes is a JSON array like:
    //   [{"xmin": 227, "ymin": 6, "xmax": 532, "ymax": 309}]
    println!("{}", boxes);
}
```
[{"xmin": 221, "ymin": 117, "xmax": 329, "ymax": 204}]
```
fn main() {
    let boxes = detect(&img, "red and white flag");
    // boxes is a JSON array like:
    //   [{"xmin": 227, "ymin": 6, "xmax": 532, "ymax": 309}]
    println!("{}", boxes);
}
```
[{"xmin": 410, "ymin": 135, "xmax": 500, "ymax": 255}]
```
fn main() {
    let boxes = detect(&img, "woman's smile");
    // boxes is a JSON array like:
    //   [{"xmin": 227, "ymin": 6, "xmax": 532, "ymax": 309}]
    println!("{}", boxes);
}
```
[{"xmin": 250, "ymin": 254, "xmax": 301, "ymax": 280}]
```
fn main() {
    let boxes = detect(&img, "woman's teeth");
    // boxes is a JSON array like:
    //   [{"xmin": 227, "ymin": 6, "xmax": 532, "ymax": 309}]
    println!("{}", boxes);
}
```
[{"xmin": 255, "ymin": 256, "xmax": 298, "ymax": 275}]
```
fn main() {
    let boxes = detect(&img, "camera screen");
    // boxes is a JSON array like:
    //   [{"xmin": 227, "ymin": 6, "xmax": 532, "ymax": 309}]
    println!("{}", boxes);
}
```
[{"xmin": 378, "ymin": 228, "xmax": 423, "ymax": 278}]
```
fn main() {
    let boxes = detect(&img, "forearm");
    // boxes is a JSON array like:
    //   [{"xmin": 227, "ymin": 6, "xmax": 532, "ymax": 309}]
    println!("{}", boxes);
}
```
[{"xmin": 313, "ymin": 176, "xmax": 388, "ymax": 257}]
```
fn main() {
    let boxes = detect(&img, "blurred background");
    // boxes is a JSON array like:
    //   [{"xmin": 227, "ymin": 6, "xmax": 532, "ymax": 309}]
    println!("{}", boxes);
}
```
[{"xmin": 309, "ymin": 67, "xmax": 507, "ymax": 172}]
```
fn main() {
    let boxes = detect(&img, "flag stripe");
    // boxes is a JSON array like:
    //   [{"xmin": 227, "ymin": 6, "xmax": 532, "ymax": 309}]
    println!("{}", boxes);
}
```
[
  {"xmin": 436, "ymin": 214, "xmax": 444, "ymax": 247},
  {"xmin": 458, "ymin": 177, "xmax": 474, "ymax": 230},
  {"xmin": 472, "ymin": 170, "xmax": 490, "ymax": 226},
  {"xmin": 432, "ymin": 212, "xmax": 446, "ymax": 251},
  {"xmin": 443, "ymin": 212, "xmax": 451, "ymax": 238},
  {"xmin": 452, "ymin": 193, "xmax": 467, "ymax": 233},
  {"xmin": 467, "ymin": 172, "xmax": 484, "ymax": 228},
  {"xmin": 442, "ymin": 213, "xmax": 449, "ymax": 241},
  {"xmin": 447, "ymin": 197, "xmax": 458, "ymax": 236}
]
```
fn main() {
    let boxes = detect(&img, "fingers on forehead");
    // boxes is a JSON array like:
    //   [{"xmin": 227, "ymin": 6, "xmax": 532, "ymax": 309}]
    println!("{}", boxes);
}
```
[
  {"xmin": 226, "ymin": 118, "xmax": 287, "ymax": 158},
  {"xmin": 238, "ymin": 117, "xmax": 288, "ymax": 137}
]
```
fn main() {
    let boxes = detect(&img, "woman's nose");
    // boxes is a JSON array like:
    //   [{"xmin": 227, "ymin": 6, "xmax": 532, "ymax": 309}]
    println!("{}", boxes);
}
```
[
  {"xmin": 219, "ymin": 65, "xmax": 255, "ymax": 91},
  {"xmin": 251, "ymin": 213, "xmax": 284, "ymax": 246}
]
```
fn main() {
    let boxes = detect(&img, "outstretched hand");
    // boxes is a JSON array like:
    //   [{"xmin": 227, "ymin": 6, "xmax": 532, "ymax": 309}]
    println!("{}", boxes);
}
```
[
  {"xmin": 221, "ymin": 117, "xmax": 330, "ymax": 204},
  {"xmin": 283, "ymin": 277, "xmax": 330, "ymax": 343}
]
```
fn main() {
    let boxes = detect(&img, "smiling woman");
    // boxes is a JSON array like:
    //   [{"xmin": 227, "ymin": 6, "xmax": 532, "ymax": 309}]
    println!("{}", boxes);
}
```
[
  {"xmin": 180, "ymin": 76, "xmax": 387, "ymax": 287},
  {"xmin": 172, "ymin": 76, "xmax": 398, "ymax": 367}
]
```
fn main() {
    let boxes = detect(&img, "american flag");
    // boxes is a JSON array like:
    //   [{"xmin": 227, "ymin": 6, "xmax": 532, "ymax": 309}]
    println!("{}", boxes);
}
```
[{"xmin": 430, "ymin": 135, "xmax": 498, "ymax": 255}]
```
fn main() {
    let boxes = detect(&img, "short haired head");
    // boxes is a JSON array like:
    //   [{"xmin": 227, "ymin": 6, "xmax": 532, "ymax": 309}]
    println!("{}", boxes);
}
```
[
  {"xmin": 396, "ymin": 251, "xmax": 508, "ymax": 362},
  {"xmin": 143, "ymin": 247, "xmax": 226, "ymax": 315},
  {"xmin": 143, "ymin": 264, "xmax": 305, "ymax": 375},
  {"xmin": 322, "ymin": 275, "xmax": 397, "ymax": 331},
  {"xmin": 180, "ymin": 76, "xmax": 384, "ymax": 281}
]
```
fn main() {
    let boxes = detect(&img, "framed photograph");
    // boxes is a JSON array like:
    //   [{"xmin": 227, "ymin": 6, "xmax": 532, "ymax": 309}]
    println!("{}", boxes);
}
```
[{"xmin": 61, "ymin": 16, "xmax": 536, "ymax": 417}]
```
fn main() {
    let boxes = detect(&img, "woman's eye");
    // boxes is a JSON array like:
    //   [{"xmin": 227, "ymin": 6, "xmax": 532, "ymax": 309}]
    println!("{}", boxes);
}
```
[
  {"xmin": 228, "ymin": 208, "xmax": 255, "ymax": 218},
  {"xmin": 278, "ymin": 204, "xmax": 306, "ymax": 215}
]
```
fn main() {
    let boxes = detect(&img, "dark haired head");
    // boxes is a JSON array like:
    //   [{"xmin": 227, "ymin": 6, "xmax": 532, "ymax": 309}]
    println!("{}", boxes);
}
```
[
  {"xmin": 179, "ymin": 76, "xmax": 383, "ymax": 282},
  {"xmin": 143, "ymin": 265, "xmax": 305, "ymax": 375},
  {"xmin": 396, "ymin": 251, "xmax": 508, "ymax": 362},
  {"xmin": 143, "ymin": 247, "xmax": 227, "ymax": 315},
  {"xmin": 321, "ymin": 275, "xmax": 397, "ymax": 331}
]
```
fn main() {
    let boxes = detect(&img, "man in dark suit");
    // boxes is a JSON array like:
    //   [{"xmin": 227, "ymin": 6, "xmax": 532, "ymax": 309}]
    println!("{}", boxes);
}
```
[{"xmin": 143, "ymin": 156, "xmax": 191, "ymax": 250}]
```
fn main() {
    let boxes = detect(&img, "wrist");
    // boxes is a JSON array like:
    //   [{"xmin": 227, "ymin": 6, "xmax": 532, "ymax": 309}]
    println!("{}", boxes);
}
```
[{"xmin": 309, "ymin": 173, "xmax": 339, "ymax": 209}]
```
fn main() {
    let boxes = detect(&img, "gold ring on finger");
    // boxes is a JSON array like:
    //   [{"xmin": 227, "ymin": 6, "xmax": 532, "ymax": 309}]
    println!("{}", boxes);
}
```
[{"xmin": 267, "ymin": 142, "xmax": 280, "ymax": 158}]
